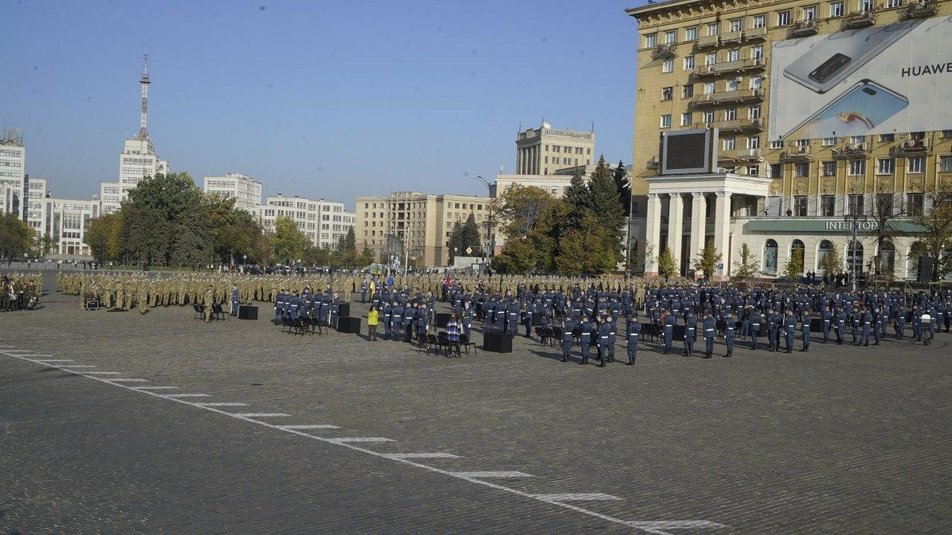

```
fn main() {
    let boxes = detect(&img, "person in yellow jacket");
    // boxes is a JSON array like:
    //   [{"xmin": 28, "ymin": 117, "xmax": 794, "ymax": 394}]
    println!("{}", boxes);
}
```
[{"xmin": 367, "ymin": 305, "xmax": 379, "ymax": 341}]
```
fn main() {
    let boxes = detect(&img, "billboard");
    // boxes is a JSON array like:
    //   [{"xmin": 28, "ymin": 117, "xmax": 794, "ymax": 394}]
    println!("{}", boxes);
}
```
[{"xmin": 768, "ymin": 15, "xmax": 952, "ymax": 141}]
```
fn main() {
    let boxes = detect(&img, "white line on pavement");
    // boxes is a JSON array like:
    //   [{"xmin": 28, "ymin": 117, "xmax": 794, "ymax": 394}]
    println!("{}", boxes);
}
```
[
  {"xmin": 382, "ymin": 453, "xmax": 460, "ymax": 460},
  {"xmin": 533, "ymin": 493, "xmax": 622, "ymax": 502},
  {"xmin": 35, "ymin": 359, "xmax": 73, "ymax": 363},
  {"xmin": 132, "ymin": 386, "xmax": 179, "ymax": 390},
  {"xmin": 108, "ymin": 378, "xmax": 148, "ymax": 383},
  {"xmin": 326, "ymin": 437, "xmax": 393, "ymax": 444},
  {"xmin": 195, "ymin": 402, "xmax": 248, "ymax": 407},
  {"xmin": 278, "ymin": 425, "xmax": 340, "ymax": 430},
  {"xmin": 162, "ymin": 394, "xmax": 211, "ymax": 398},
  {"xmin": 229, "ymin": 413, "xmax": 290, "ymax": 418},
  {"xmin": 82, "ymin": 372, "xmax": 122, "ymax": 375},
  {"xmin": 448, "ymin": 471, "xmax": 533, "ymax": 479},
  {"xmin": 59, "ymin": 365, "xmax": 97, "ymax": 368}
]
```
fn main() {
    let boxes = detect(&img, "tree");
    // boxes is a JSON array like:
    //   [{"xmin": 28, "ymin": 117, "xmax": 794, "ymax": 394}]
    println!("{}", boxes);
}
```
[
  {"xmin": 205, "ymin": 194, "xmax": 264, "ymax": 265},
  {"xmin": 908, "ymin": 179, "xmax": 952, "ymax": 281},
  {"xmin": 34, "ymin": 234, "xmax": 56, "ymax": 257},
  {"xmin": 612, "ymin": 161, "xmax": 631, "ymax": 217},
  {"xmin": 495, "ymin": 184, "xmax": 553, "ymax": 240},
  {"xmin": 819, "ymin": 242, "xmax": 842, "ymax": 277},
  {"xmin": 588, "ymin": 155, "xmax": 626, "ymax": 254},
  {"xmin": 734, "ymin": 242, "xmax": 760, "ymax": 280},
  {"xmin": 491, "ymin": 237, "xmax": 537, "ymax": 274},
  {"xmin": 657, "ymin": 246, "xmax": 677, "ymax": 281},
  {"xmin": 0, "ymin": 213, "xmax": 33, "ymax": 260},
  {"xmin": 555, "ymin": 211, "xmax": 617, "ymax": 275},
  {"xmin": 869, "ymin": 184, "xmax": 905, "ymax": 277},
  {"xmin": 692, "ymin": 242, "xmax": 722, "ymax": 280},
  {"xmin": 331, "ymin": 227, "xmax": 360, "ymax": 268},
  {"xmin": 86, "ymin": 211, "xmax": 124, "ymax": 262},
  {"xmin": 271, "ymin": 216, "xmax": 310, "ymax": 264},
  {"xmin": 785, "ymin": 243, "xmax": 805, "ymax": 280},
  {"xmin": 629, "ymin": 240, "xmax": 654, "ymax": 276}
]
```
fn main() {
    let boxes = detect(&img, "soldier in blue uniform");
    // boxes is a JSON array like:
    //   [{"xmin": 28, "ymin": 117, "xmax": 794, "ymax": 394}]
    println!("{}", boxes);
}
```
[
  {"xmin": 683, "ymin": 309, "xmax": 697, "ymax": 357},
  {"xmin": 783, "ymin": 309, "xmax": 796, "ymax": 353},
  {"xmin": 596, "ymin": 318, "xmax": 611, "ymax": 367},
  {"xmin": 417, "ymin": 303, "xmax": 430, "ymax": 348},
  {"xmin": 360, "ymin": 278, "xmax": 368, "ymax": 303},
  {"xmin": 626, "ymin": 315, "xmax": 641, "ymax": 365},
  {"xmin": 560, "ymin": 317, "xmax": 576, "ymax": 362},
  {"xmin": 508, "ymin": 300, "xmax": 520, "ymax": 336},
  {"xmin": 724, "ymin": 311, "xmax": 735, "ymax": 357},
  {"xmin": 767, "ymin": 309, "xmax": 779, "ymax": 352},
  {"xmin": 800, "ymin": 309, "xmax": 812, "ymax": 351},
  {"xmin": 820, "ymin": 306, "xmax": 831, "ymax": 343},
  {"xmin": 895, "ymin": 304, "xmax": 906, "ymax": 340},
  {"xmin": 607, "ymin": 315, "xmax": 617, "ymax": 363},
  {"xmin": 390, "ymin": 301, "xmax": 404, "ymax": 341},
  {"xmin": 382, "ymin": 301, "xmax": 393, "ymax": 340},
  {"xmin": 662, "ymin": 310, "xmax": 675, "ymax": 355},
  {"xmin": 859, "ymin": 307, "xmax": 872, "ymax": 346},
  {"xmin": 750, "ymin": 309, "xmax": 762, "ymax": 351},
  {"xmin": 461, "ymin": 302, "xmax": 474, "ymax": 341},
  {"xmin": 835, "ymin": 308, "xmax": 847, "ymax": 345},
  {"xmin": 702, "ymin": 312, "xmax": 716, "ymax": 358},
  {"xmin": 579, "ymin": 316, "xmax": 593, "ymax": 364}
]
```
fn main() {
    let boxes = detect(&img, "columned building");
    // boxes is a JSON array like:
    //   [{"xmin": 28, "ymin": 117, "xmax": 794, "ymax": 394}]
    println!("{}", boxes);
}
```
[
  {"xmin": 627, "ymin": 0, "xmax": 952, "ymax": 280},
  {"xmin": 515, "ymin": 123, "xmax": 596, "ymax": 176}
]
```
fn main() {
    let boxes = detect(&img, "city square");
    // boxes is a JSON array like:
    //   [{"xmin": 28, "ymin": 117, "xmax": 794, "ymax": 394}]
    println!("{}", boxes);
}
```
[{"xmin": 2, "ymin": 271, "xmax": 951, "ymax": 534}]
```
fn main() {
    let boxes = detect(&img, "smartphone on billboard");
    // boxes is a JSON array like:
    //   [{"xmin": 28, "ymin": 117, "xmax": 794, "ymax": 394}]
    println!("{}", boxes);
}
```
[
  {"xmin": 781, "ymin": 80, "xmax": 908, "ymax": 140},
  {"xmin": 782, "ymin": 19, "xmax": 922, "ymax": 94}
]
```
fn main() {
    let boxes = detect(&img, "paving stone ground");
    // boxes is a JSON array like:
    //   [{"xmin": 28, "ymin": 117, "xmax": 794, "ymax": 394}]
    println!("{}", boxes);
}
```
[{"xmin": 1, "ymin": 271, "xmax": 951, "ymax": 534}]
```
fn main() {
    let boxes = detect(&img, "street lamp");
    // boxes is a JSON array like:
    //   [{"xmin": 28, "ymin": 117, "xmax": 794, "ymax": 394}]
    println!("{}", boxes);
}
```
[
  {"xmin": 845, "ymin": 187, "xmax": 868, "ymax": 292},
  {"xmin": 465, "ymin": 173, "xmax": 494, "ymax": 264}
]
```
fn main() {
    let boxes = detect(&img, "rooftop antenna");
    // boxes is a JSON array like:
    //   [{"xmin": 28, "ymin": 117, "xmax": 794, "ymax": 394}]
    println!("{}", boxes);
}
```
[{"xmin": 135, "ymin": 52, "xmax": 151, "ymax": 141}]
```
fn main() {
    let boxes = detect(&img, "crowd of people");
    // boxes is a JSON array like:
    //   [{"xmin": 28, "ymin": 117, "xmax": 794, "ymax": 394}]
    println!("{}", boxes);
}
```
[{"xmin": 1, "ymin": 272, "xmax": 43, "ymax": 311}]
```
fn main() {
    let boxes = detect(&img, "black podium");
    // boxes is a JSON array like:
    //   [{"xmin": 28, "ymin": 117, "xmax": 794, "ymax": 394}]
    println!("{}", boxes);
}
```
[
  {"xmin": 337, "ymin": 316, "xmax": 361, "ymax": 333},
  {"xmin": 436, "ymin": 313, "xmax": 451, "ymax": 328},
  {"xmin": 238, "ymin": 305, "xmax": 258, "ymax": 320},
  {"xmin": 338, "ymin": 303, "xmax": 351, "ymax": 317},
  {"xmin": 483, "ymin": 332, "xmax": 513, "ymax": 353}
]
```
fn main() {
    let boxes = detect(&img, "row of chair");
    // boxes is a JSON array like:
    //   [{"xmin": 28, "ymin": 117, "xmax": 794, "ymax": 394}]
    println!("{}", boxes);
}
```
[
  {"xmin": 423, "ymin": 332, "xmax": 478, "ymax": 357},
  {"xmin": 193, "ymin": 303, "xmax": 229, "ymax": 321}
]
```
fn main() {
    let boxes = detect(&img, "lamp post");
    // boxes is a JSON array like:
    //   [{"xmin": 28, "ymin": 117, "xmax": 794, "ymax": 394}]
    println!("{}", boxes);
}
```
[
  {"xmin": 465, "ymin": 173, "xmax": 494, "ymax": 265},
  {"xmin": 845, "ymin": 187, "xmax": 867, "ymax": 292}
]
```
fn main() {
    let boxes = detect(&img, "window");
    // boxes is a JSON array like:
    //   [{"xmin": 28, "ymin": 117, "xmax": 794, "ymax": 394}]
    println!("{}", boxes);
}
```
[
  {"xmin": 703, "ymin": 110, "xmax": 715, "ymax": 123},
  {"xmin": 794, "ymin": 196, "xmax": 808, "ymax": 216},
  {"xmin": 749, "ymin": 104, "xmax": 762, "ymax": 119},
  {"xmin": 748, "ymin": 165, "xmax": 760, "ymax": 176},
  {"xmin": 876, "ymin": 193, "xmax": 894, "ymax": 217},
  {"xmin": 748, "ymin": 136, "xmax": 760, "ymax": 149},
  {"xmin": 723, "ymin": 137, "xmax": 736, "ymax": 150},
  {"xmin": 729, "ymin": 19, "xmax": 743, "ymax": 32},
  {"xmin": 705, "ymin": 53, "xmax": 716, "ymax": 66},
  {"xmin": 770, "ymin": 140, "xmax": 784, "ymax": 149},
  {"xmin": 728, "ymin": 48, "xmax": 740, "ymax": 62},
  {"xmin": 848, "ymin": 194, "xmax": 865, "ymax": 215},
  {"xmin": 707, "ymin": 22, "xmax": 719, "ymax": 35},
  {"xmin": 940, "ymin": 155, "xmax": 952, "ymax": 172},
  {"xmin": 644, "ymin": 33, "xmax": 657, "ymax": 48},
  {"xmin": 796, "ymin": 139, "xmax": 810, "ymax": 148},
  {"xmin": 795, "ymin": 162, "xmax": 809, "ymax": 177},
  {"xmin": 942, "ymin": 130, "xmax": 952, "ymax": 138},
  {"xmin": 770, "ymin": 163, "xmax": 783, "ymax": 178},
  {"xmin": 886, "ymin": 0, "xmax": 901, "ymax": 7},
  {"xmin": 750, "ymin": 76, "xmax": 764, "ymax": 90},
  {"xmin": 660, "ymin": 114, "xmax": 672, "ymax": 128},
  {"xmin": 822, "ymin": 161, "xmax": 837, "ymax": 176},
  {"xmin": 661, "ymin": 86, "xmax": 674, "ymax": 100},
  {"xmin": 665, "ymin": 30, "xmax": 676, "ymax": 44},
  {"xmin": 821, "ymin": 195, "xmax": 836, "ymax": 216},
  {"xmin": 778, "ymin": 10, "xmax": 791, "ymax": 25},
  {"xmin": 753, "ymin": 14, "xmax": 767, "ymax": 27},
  {"xmin": 848, "ymin": 159, "xmax": 866, "ymax": 175},
  {"xmin": 908, "ymin": 156, "xmax": 925, "ymax": 173},
  {"xmin": 683, "ymin": 56, "xmax": 695, "ymax": 70},
  {"xmin": 704, "ymin": 81, "xmax": 715, "ymax": 95},
  {"xmin": 725, "ymin": 107, "xmax": 737, "ymax": 121},
  {"xmin": 763, "ymin": 239, "xmax": 779, "ymax": 274},
  {"xmin": 804, "ymin": 5, "xmax": 818, "ymax": 20},
  {"xmin": 681, "ymin": 113, "xmax": 693, "ymax": 126},
  {"xmin": 877, "ymin": 158, "xmax": 895, "ymax": 175},
  {"xmin": 685, "ymin": 26, "xmax": 698, "ymax": 41},
  {"xmin": 830, "ymin": 1, "xmax": 844, "ymax": 17},
  {"xmin": 662, "ymin": 59, "xmax": 673, "ymax": 73},
  {"xmin": 850, "ymin": 135, "xmax": 864, "ymax": 145},
  {"xmin": 860, "ymin": 0, "xmax": 873, "ymax": 12},
  {"xmin": 726, "ymin": 78, "xmax": 740, "ymax": 91},
  {"xmin": 751, "ymin": 46, "xmax": 764, "ymax": 60},
  {"xmin": 907, "ymin": 193, "xmax": 924, "ymax": 216},
  {"xmin": 682, "ymin": 84, "xmax": 694, "ymax": 98},
  {"xmin": 822, "ymin": 137, "xmax": 836, "ymax": 146}
]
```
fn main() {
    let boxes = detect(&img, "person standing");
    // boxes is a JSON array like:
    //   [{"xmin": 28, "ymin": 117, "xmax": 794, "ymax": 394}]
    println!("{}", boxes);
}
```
[
  {"xmin": 750, "ymin": 309, "xmax": 762, "ymax": 351},
  {"xmin": 684, "ymin": 310, "xmax": 697, "ymax": 357},
  {"xmin": 800, "ymin": 309, "xmax": 812, "ymax": 352},
  {"xmin": 367, "ymin": 305, "xmax": 379, "ymax": 341},
  {"xmin": 579, "ymin": 316, "xmax": 593, "ymax": 365},
  {"xmin": 724, "ymin": 311, "xmax": 735, "ymax": 357},
  {"xmin": 784, "ymin": 309, "xmax": 796, "ymax": 353},
  {"xmin": 560, "ymin": 316, "xmax": 576, "ymax": 362},
  {"xmin": 702, "ymin": 312, "xmax": 716, "ymax": 358},
  {"xmin": 203, "ymin": 284, "xmax": 214, "ymax": 323},
  {"xmin": 231, "ymin": 284, "xmax": 240, "ymax": 316},
  {"xmin": 626, "ymin": 315, "xmax": 641, "ymax": 365},
  {"xmin": 446, "ymin": 314, "xmax": 461, "ymax": 356},
  {"xmin": 662, "ymin": 309, "xmax": 675, "ymax": 355},
  {"xmin": 597, "ymin": 317, "xmax": 610, "ymax": 367}
]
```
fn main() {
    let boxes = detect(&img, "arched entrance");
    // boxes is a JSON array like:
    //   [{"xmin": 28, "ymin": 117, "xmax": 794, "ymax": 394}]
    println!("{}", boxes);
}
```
[{"xmin": 763, "ymin": 239, "xmax": 778, "ymax": 275}]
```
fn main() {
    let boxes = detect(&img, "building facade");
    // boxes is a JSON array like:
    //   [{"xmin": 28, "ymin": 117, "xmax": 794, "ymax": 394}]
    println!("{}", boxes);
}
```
[
  {"xmin": 627, "ymin": 0, "xmax": 952, "ymax": 279},
  {"xmin": 354, "ymin": 192, "xmax": 491, "ymax": 268},
  {"xmin": 203, "ymin": 173, "xmax": 263, "ymax": 213},
  {"xmin": 0, "ymin": 129, "xmax": 26, "ymax": 219},
  {"xmin": 515, "ymin": 123, "xmax": 596, "ymax": 175},
  {"xmin": 258, "ymin": 195, "xmax": 355, "ymax": 250}
]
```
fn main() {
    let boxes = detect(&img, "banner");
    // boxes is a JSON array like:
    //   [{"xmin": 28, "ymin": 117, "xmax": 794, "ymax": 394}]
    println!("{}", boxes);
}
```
[{"xmin": 768, "ymin": 15, "xmax": 952, "ymax": 141}]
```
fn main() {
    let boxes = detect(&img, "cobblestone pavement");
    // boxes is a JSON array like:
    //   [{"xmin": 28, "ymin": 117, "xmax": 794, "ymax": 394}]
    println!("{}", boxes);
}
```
[{"xmin": 1, "ymin": 273, "xmax": 951, "ymax": 534}]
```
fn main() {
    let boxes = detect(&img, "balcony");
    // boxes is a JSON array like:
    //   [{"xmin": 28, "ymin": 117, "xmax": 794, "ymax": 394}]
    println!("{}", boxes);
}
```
[
  {"xmin": 697, "ymin": 34, "xmax": 720, "ymax": 49},
  {"xmin": 651, "ymin": 43, "xmax": 677, "ymax": 60},
  {"xmin": 692, "ymin": 88, "xmax": 764, "ymax": 107},
  {"xmin": 844, "ymin": 10, "xmax": 876, "ymax": 29},
  {"xmin": 832, "ymin": 142, "xmax": 870, "ymax": 159},
  {"xmin": 743, "ymin": 26, "xmax": 768, "ymax": 41},
  {"xmin": 695, "ymin": 57, "xmax": 765, "ymax": 77},
  {"xmin": 903, "ymin": 0, "xmax": 938, "ymax": 19},
  {"xmin": 647, "ymin": 156, "xmax": 659, "ymax": 170},
  {"xmin": 718, "ymin": 148, "xmax": 764, "ymax": 162},
  {"xmin": 790, "ymin": 19, "xmax": 819, "ymax": 37},
  {"xmin": 720, "ymin": 30, "xmax": 744, "ymax": 45},
  {"xmin": 706, "ymin": 118, "xmax": 765, "ymax": 133},
  {"xmin": 890, "ymin": 139, "xmax": 932, "ymax": 157},
  {"xmin": 780, "ymin": 146, "xmax": 814, "ymax": 162}
]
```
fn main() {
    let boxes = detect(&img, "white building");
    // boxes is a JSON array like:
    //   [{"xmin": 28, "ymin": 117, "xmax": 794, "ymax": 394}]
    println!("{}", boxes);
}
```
[
  {"xmin": 25, "ymin": 177, "xmax": 48, "ymax": 236},
  {"xmin": 203, "ymin": 173, "xmax": 262, "ymax": 213},
  {"xmin": 0, "ymin": 129, "xmax": 26, "ymax": 218},
  {"xmin": 43, "ymin": 197, "xmax": 100, "ymax": 257},
  {"xmin": 100, "ymin": 55, "xmax": 170, "ymax": 215},
  {"xmin": 258, "ymin": 194, "xmax": 355, "ymax": 250}
]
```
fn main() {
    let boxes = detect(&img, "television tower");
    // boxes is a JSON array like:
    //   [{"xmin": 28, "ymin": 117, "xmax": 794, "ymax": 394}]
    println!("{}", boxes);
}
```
[{"xmin": 134, "ymin": 53, "xmax": 151, "ymax": 141}]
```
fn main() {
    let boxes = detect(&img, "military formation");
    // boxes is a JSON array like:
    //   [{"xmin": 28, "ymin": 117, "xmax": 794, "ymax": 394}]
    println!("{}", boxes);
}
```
[{"xmin": 1, "ymin": 272, "xmax": 43, "ymax": 311}]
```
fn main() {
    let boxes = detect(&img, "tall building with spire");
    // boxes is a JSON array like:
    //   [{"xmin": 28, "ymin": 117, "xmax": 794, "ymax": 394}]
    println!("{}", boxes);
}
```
[{"xmin": 100, "ymin": 54, "xmax": 170, "ymax": 215}]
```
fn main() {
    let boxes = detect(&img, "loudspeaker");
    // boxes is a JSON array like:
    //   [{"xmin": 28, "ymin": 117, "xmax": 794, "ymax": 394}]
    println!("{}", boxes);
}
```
[
  {"xmin": 483, "ymin": 332, "xmax": 513, "ymax": 353},
  {"xmin": 338, "ymin": 302, "xmax": 351, "ymax": 317},
  {"xmin": 436, "ymin": 313, "xmax": 451, "ymax": 328},
  {"xmin": 918, "ymin": 256, "xmax": 934, "ymax": 283},
  {"xmin": 238, "ymin": 305, "xmax": 259, "ymax": 320},
  {"xmin": 337, "ymin": 316, "xmax": 361, "ymax": 333},
  {"xmin": 810, "ymin": 317, "xmax": 824, "ymax": 333}
]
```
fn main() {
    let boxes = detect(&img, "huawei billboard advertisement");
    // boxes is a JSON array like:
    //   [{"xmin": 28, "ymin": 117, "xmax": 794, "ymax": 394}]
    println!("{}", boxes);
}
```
[{"xmin": 768, "ymin": 15, "xmax": 952, "ymax": 141}]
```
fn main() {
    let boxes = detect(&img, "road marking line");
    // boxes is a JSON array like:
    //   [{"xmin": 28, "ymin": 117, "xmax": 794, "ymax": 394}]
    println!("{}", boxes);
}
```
[
  {"xmin": 132, "ymin": 386, "xmax": 179, "ymax": 390},
  {"xmin": 448, "ymin": 471, "xmax": 533, "ymax": 479},
  {"xmin": 534, "ymin": 493, "xmax": 622, "ymax": 502},
  {"xmin": 82, "ymin": 372, "xmax": 122, "ymax": 375},
  {"xmin": 162, "ymin": 393, "xmax": 211, "ymax": 398},
  {"xmin": 3, "ymin": 350, "xmax": 728, "ymax": 534},
  {"xmin": 195, "ymin": 402, "xmax": 248, "ymax": 407},
  {"xmin": 108, "ymin": 378, "xmax": 148, "ymax": 383},
  {"xmin": 326, "ymin": 437, "xmax": 393, "ymax": 444},
  {"xmin": 2, "ymin": 349, "xmax": 31, "ymax": 352},
  {"xmin": 35, "ymin": 359, "xmax": 73, "ymax": 363},
  {"xmin": 278, "ymin": 424, "xmax": 339, "ymax": 430},
  {"xmin": 17, "ymin": 355, "xmax": 54, "ymax": 358},
  {"xmin": 229, "ymin": 413, "xmax": 290, "ymax": 418},
  {"xmin": 382, "ymin": 452, "xmax": 459, "ymax": 460},
  {"xmin": 60, "ymin": 365, "xmax": 97, "ymax": 368}
]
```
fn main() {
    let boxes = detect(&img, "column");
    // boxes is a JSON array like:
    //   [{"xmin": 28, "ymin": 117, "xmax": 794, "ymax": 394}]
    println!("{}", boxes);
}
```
[
  {"xmin": 713, "ymin": 192, "xmax": 732, "ymax": 281},
  {"xmin": 644, "ymin": 193, "xmax": 662, "ymax": 276},
  {"xmin": 688, "ymin": 192, "xmax": 706, "ymax": 271},
  {"xmin": 668, "ymin": 193, "xmax": 684, "ymax": 275}
]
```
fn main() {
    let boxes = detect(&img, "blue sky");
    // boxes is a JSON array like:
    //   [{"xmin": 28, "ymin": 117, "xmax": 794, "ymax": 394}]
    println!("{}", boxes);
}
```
[{"xmin": 4, "ymin": 0, "xmax": 643, "ymax": 208}]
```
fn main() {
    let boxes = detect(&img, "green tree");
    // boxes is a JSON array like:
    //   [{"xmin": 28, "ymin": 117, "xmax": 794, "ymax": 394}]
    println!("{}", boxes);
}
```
[
  {"xmin": 657, "ymin": 246, "xmax": 677, "ymax": 281},
  {"xmin": 819, "ymin": 242, "xmax": 842, "ymax": 277},
  {"xmin": 562, "ymin": 172, "xmax": 591, "ymax": 230},
  {"xmin": 205, "ymin": 194, "xmax": 264, "ymax": 265},
  {"xmin": 331, "ymin": 227, "xmax": 360, "ymax": 268},
  {"xmin": 612, "ymin": 161, "xmax": 631, "ymax": 217},
  {"xmin": 587, "ymin": 155, "xmax": 626, "ymax": 260},
  {"xmin": 692, "ymin": 242, "xmax": 722, "ymax": 280},
  {"xmin": 629, "ymin": 240, "xmax": 654, "ymax": 276},
  {"xmin": 34, "ymin": 234, "xmax": 56, "ymax": 257},
  {"xmin": 907, "ymin": 179, "xmax": 952, "ymax": 281},
  {"xmin": 491, "ymin": 237, "xmax": 537, "ymax": 274},
  {"xmin": 0, "ymin": 212, "xmax": 33, "ymax": 260},
  {"xmin": 271, "ymin": 216, "xmax": 310, "ymax": 264},
  {"xmin": 785, "ymin": 243, "xmax": 805, "ymax": 280},
  {"xmin": 734, "ymin": 242, "xmax": 760, "ymax": 280},
  {"xmin": 495, "ymin": 184, "xmax": 553, "ymax": 240},
  {"xmin": 556, "ymin": 211, "xmax": 617, "ymax": 274},
  {"xmin": 85, "ymin": 211, "xmax": 124, "ymax": 262}
]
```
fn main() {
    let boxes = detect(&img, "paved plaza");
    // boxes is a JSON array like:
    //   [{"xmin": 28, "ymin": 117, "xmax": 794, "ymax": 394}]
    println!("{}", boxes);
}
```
[{"xmin": 2, "ymin": 272, "xmax": 951, "ymax": 534}]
